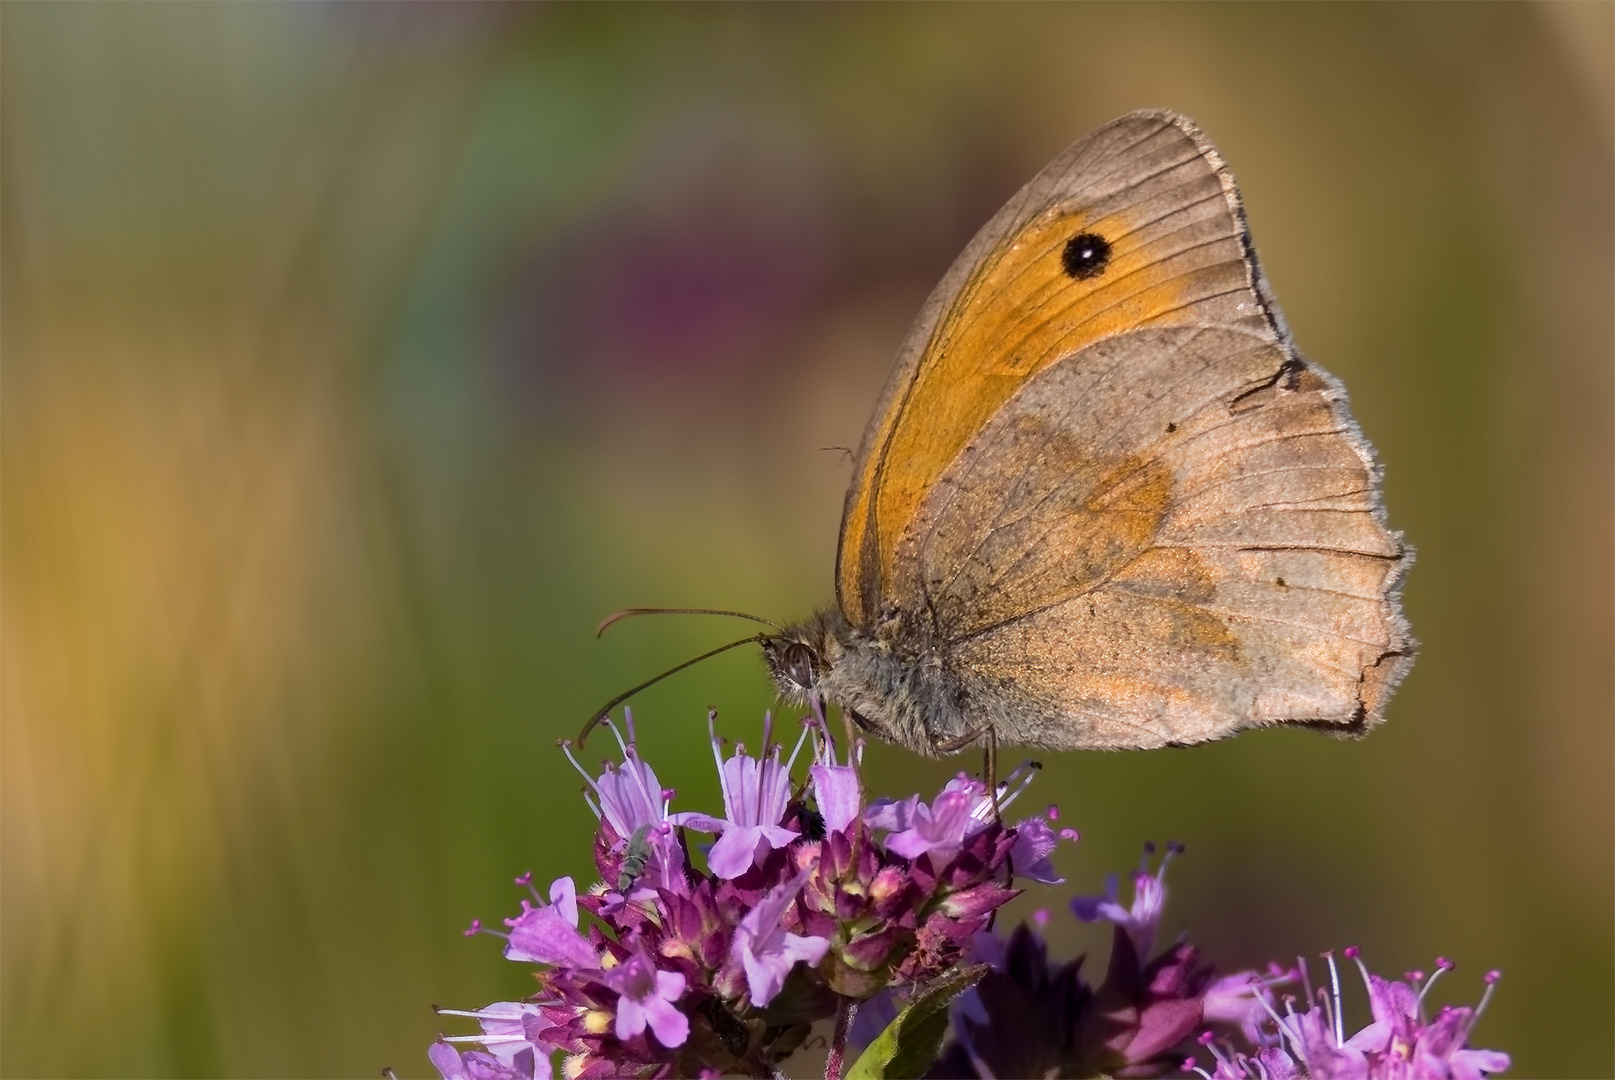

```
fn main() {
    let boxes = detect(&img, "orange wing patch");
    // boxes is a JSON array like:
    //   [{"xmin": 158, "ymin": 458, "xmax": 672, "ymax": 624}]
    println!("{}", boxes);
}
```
[{"xmin": 838, "ymin": 138, "xmax": 1274, "ymax": 626}]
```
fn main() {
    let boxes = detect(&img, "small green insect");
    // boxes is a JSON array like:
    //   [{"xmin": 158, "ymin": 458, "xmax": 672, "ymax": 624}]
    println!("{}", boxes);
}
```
[{"xmin": 616, "ymin": 824, "xmax": 652, "ymax": 893}]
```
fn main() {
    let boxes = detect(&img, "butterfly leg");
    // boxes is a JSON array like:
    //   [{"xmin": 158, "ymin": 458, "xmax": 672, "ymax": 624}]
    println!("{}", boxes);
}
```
[
  {"xmin": 980, "ymin": 726, "xmax": 1012, "ymax": 927},
  {"xmin": 936, "ymin": 725, "xmax": 1024, "ymax": 917},
  {"xmin": 983, "ymin": 725, "xmax": 1000, "ymax": 822}
]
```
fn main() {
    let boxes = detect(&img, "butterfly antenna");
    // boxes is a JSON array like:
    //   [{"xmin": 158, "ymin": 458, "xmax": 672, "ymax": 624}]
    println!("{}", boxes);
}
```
[
  {"xmin": 578, "ymin": 633, "xmax": 767, "ymax": 747},
  {"xmin": 596, "ymin": 607, "xmax": 783, "ymax": 637}
]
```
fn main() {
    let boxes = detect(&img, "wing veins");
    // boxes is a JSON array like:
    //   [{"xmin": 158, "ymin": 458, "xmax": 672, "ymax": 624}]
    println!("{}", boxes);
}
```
[
  {"xmin": 1156, "ymin": 541, "xmax": 1402, "ymax": 558},
  {"xmin": 929, "ymin": 336, "xmax": 1227, "ymax": 602},
  {"xmin": 991, "ymin": 198, "xmax": 1245, "ymax": 353},
  {"xmin": 921, "ymin": 329, "xmax": 1176, "ymax": 606},
  {"xmin": 1174, "ymin": 459, "xmax": 1365, "ymax": 507},
  {"xmin": 1111, "ymin": 589, "xmax": 1389, "ymax": 651}
]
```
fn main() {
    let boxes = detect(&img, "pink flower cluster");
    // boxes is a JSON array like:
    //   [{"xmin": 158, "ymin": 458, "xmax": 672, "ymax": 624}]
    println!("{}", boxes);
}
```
[
  {"xmin": 430, "ymin": 708, "xmax": 1069, "ymax": 1078},
  {"xmin": 1188, "ymin": 949, "xmax": 1509, "ymax": 1080},
  {"xmin": 427, "ymin": 707, "xmax": 1511, "ymax": 1080}
]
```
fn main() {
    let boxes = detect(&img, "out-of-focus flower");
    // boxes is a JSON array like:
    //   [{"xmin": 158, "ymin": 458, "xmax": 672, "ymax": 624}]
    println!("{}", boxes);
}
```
[
  {"xmin": 931, "ymin": 844, "xmax": 1272, "ymax": 1079},
  {"xmin": 429, "ymin": 1001, "xmax": 555, "ymax": 1080},
  {"xmin": 1071, "ymin": 841, "xmax": 1177, "ymax": 961},
  {"xmin": 1188, "ymin": 949, "xmax": 1510, "ymax": 1080}
]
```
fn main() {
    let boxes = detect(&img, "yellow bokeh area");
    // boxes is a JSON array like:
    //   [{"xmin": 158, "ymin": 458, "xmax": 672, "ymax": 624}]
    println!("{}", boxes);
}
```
[{"xmin": 2, "ymin": 5, "xmax": 1609, "ymax": 1077}]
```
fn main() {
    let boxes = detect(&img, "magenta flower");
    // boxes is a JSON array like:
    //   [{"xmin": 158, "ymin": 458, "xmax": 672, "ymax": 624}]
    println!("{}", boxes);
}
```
[
  {"xmin": 503, "ymin": 876, "xmax": 599, "ymax": 969},
  {"xmin": 1072, "ymin": 841, "xmax": 1177, "ymax": 960},
  {"xmin": 1193, "ymin": 1042, "xmax": 1302, "ymax": 1080},
  {"xmin": 807, "ymin": 713, "xmax": 862, "ymax": 836},
  {"xmin": 1332, "ymin": 951, "xmax": 1510, "ymax": 1078},
  {"xmin": 1191, "ymin": 950, "xmax": 1510, "ymax": 1080},
  {"xmin": 602, "ymin": 949, "xmax": 690, "ymax": 1048},
  {"xmin": 565, "ymin": 711, "xmax": 669, "ymax": 837},
  {"xmin": 434, "ymin": 704, "xmax": 1042, "ymax": 1074},
  {"xmin": 670, "ymin": 711, "xmax": 801, "ymax": 879},
  {"xmin": 728, "ymin": 867, "xmax": 830, "ymax": 1007},
  {"xmin": 866, "ymin": 764, "xmax": 1036, "ymax": 862},
  {"xmin": 864, "ymin": 764, "xmax": 1066, "ymax": 888},
  {"xmin": 868, "ymin": 784, "xmax": 977, "ymax": 860},
  {"xmin": 427, "ymin": 1040, "xmax": 539, "ymax": 1080},
  {"xmin": 1008, "ymin": 814, "xmax": 1064, "ymax": 885},
  {"xmin": 563, "ymin": 710, "xmax": 685, "ymax": 895},
  {"xmin": 429, "ymin": 1001, "xmax": 554, "ymax": 1080},
  {"xmin": 428, "ymin": 701, "xmax": 1510, "ymax": 1079}
]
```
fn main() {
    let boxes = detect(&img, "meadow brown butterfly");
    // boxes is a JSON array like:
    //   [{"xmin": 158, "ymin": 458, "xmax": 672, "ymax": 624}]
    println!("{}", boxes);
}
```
[{"xmin": 757, "ymin": 109, "xmax": 1413, "ymax": 756}]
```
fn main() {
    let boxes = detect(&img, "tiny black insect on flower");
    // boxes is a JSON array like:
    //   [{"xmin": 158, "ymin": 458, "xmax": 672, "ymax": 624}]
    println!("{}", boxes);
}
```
[{"xmin": 796, "ymin": 803, "xmax": 827, "ymax": 843}]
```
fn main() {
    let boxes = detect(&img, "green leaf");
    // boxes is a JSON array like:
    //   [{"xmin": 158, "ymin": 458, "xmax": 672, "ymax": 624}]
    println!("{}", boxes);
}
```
[{"xmin": 844, "ymin": 964, "xmax": 988, "ymax": 1080}]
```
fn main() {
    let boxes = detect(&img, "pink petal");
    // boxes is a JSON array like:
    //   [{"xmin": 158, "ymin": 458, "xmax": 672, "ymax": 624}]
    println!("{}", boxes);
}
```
[
  {"xmin": 614, "ymin": 995, "xmax": 646, "ymax": 1040},
  {"xmin": 546, "ymin": 877, "xmax": 578, "ymax": 927},
  {"xmin": 645, "ymin": 996, "xmax": 690, "ymax": 1047},
  {"xmin": 809, "ymin": 763, "xmax": 862, "ymax": 835},
  {"xmin": 706, "ymin": 826, "xmax": 765, "ymax": 879},
  {"xmin": 666, "ymin": 811, "xmax": 728, "ymax": 834},
  {"xmin": 505, "ymin": 906, "xmax": 598, "ymax": 969},
  {"xmin": 742, "ymin": 945, "xmax": 787, "ymax": 1007}
]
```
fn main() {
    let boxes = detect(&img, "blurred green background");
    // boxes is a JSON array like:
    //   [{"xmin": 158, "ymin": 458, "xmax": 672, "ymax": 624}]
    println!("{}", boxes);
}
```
[{"xmin": 3, "ymin": 4, "xmax": 1610, "ymax": 1077}]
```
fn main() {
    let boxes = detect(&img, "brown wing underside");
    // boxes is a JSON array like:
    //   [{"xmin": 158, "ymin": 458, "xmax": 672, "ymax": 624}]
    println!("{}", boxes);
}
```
[
  {"xmin": 894, "ymin": 326, "xmax": 1410, "ymax": 751},
  {"xmin": 837, "ymin": 111, "xmax": 1280, "ymax": 627}
]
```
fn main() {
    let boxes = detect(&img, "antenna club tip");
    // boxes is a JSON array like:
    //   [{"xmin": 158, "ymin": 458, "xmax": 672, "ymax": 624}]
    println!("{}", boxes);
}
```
[{"xmin": 595, "ymin": 611, "xmax": 628, "ymax": 637}]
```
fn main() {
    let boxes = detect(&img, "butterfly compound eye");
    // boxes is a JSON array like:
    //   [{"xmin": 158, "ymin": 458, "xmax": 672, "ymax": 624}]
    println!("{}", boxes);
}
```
[
  {"xmin": 782, "ymin": 641, "xmax": 818, "ymax": 692},
  {"xmin": 1061, "ymin": 231, "xmax": 1112, "ymax": 280}
]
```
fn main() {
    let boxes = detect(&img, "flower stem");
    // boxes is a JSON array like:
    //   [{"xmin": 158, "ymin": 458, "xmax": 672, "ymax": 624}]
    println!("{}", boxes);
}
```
[{"xmin": 825, "ymin": 995, "xmax": 857, "ymax": 1080}]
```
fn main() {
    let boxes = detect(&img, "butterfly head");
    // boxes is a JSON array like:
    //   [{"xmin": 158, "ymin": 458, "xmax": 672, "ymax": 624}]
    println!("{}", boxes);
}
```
[
  {"xmin": 760, "ymin": 611, "xmax": 839, "ymax": 702},
  {"xmin": 763, "ymin": 609, "xmax": 961, "ymax": 758}
]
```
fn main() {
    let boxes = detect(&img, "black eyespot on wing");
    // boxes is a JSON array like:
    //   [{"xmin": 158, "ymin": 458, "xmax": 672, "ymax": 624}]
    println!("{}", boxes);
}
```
[{"xmin": 1061, "ymin": 232, "xmax": 1112, "ymax": 280}]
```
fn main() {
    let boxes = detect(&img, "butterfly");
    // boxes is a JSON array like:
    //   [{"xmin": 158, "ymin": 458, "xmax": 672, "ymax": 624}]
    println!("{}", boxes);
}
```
[
  {"xmin": 586, "ymin": 110, "xmax": 1412, "ymax": 760},
  {"xmin": 757, "ymin": 109, "xmax": 1413, "ymax": 757}
]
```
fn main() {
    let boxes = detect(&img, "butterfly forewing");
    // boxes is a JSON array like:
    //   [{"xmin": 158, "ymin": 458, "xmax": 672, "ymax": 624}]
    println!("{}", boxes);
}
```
[
  {"xmin": 837, "ymin": 111, "xmax": 1282, "ymax": 627},
  {"xmin": 819, "ymin": 110, "xmax": 1411, "ymax": 753}
]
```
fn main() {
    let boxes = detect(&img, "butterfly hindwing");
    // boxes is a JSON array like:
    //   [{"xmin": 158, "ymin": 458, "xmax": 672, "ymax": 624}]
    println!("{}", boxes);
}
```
[{"xmin": 885, "ymin": 325, "xmax": 1408, "ymax": 750}]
